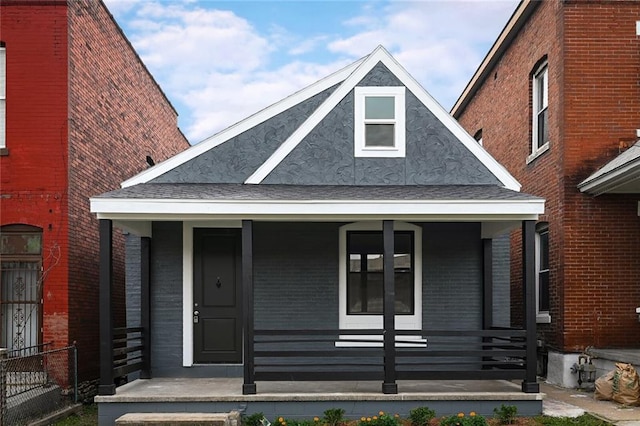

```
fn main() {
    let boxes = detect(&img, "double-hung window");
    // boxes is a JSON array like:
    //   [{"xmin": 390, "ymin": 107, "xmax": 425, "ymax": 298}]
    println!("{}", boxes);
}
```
[
  {"xmin": 354, "ymin": 87, "xmax": 405, "ymax": 157},
  {"xmin": 339, "ymin": 222, "xmax": 421, "ymax": 331},
  {"xmin": 0, "ymin": 42, "xmax": 6, "ymax": 152},
  {"xmin": 535, "ymin": 223, "xmax": 551, "ymax": 323},
  {"xmin": 530, "ymin": 61, "xmax": 549, "ymax": 160}
]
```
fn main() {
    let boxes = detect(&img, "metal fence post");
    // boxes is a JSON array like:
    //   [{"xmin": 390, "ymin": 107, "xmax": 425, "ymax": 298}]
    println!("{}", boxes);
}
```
[{"xmin": 1, "ymin": 348, "xmax": 7, "ymax": 426}]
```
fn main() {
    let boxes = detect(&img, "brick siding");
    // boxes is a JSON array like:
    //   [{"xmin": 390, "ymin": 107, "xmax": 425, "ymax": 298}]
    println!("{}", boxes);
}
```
[{"xmin": 455, "ymin": 0, "xmax": 640, "ymax": 352}]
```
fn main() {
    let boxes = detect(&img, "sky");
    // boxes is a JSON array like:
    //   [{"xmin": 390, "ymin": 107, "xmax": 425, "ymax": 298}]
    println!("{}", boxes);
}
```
[{"xmin": 103, "ymin": 0, "xmax": 519, "ymax": 145}]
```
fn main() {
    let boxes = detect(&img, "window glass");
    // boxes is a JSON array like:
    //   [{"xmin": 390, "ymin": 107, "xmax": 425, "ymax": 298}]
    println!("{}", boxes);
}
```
[
  {"xmin": 533, "ymin": 63, "xmax": 549, "ymax": 152},
  {"xmin": 365, "ymin": 96, "xmax": 395, "ymax": 119},
  {"xmin": 536, "ymin": 226, "xmax": 550, "ymax": 313},
  {"xmin": 365, "ymin": 124, "xmax": 395, "ymax": 147},
  {"xmin": 347, "ymin": 231, "xmax": 413, "ymax": 315}
]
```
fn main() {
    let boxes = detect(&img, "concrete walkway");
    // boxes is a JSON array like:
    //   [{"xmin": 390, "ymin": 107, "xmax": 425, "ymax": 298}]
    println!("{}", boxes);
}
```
[{"xmin": 541, "ymin": 383, "xmax": 640, "ymax": 425}]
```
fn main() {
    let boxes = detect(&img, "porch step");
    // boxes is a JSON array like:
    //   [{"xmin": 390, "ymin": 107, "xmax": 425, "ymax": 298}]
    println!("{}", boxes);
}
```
[{"xmin": 115, "ymin": 411, "xmax": 240, "ymax": 426}]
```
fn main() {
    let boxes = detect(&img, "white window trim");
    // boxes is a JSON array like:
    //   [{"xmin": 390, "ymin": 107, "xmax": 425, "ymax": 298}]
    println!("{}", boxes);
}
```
[
  {"xmin": 338, "ymin": 221, "xmax": 422, "ymax": 331},
  {"xmin": 535, "ymin": 225, "xmax": 551, "ymax": 324},
  {"xmin": 529, "ymin": 61, "xmax": 549, "ymax": 163},
  {"xmin": 0, "ymin": 45, "xmax": 6, "ymax": 150},
  {"xmin": 354, "ymin": 86, "xmax": 406, "ymax": 158}
]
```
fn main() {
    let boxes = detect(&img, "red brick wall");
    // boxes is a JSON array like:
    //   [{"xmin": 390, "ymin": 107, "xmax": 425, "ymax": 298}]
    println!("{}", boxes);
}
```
[
  {"xmin": 66, "ymin": 0, "xmax": 188, "ymax": 381},
  {"xmin": 456, "ymin": 0, "xmax": 640, "ymax": 353},
  {"xmin": 0, "ymin": 1, "xmax": 72, "ymax": 349}
]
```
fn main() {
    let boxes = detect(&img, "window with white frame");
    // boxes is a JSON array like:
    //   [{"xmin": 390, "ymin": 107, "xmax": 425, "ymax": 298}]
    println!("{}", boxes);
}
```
[
  {"xmin": 535, "ymin": 222, "xmax": 550, "ymax": 323},
  {"xmin": 354, "ymin": 86, "xmax": 405, "ymax": 157},
  {"xmin": 0, "ymin": 42, "xmax": 6, "ymax": 151},
  {"xmin": 531, "ymin": 61, "xmax": 549, "ymax": 158},
  {"xmin": 338, "ymin": 222, "xmax": 421, "ymax": 331}
]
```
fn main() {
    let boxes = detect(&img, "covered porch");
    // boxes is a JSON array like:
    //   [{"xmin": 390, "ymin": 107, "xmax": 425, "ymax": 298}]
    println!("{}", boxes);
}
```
[
  {"xmin": 91, "ymin": 183, "xmax": 545, "ymax": 421},
  {"xmin": 95, "ymin": 377, "xmax": 544, "ymax": 424}
]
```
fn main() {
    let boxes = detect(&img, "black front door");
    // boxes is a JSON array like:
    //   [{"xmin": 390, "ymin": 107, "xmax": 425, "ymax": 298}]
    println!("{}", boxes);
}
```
[{"xmin": 193, "ymin": 228, "xmax": 242, "ymax": 363}]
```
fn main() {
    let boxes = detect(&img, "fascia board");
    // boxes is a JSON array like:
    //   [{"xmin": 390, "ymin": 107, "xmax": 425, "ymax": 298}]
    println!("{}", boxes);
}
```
[
  {"xmin": 120, "ymin": 57, "xmax": 366, "ymax": 188},
  {"xmin": 91, "ymin": 197, "xmax": 545, "ymax": 218},
  {"xmin": 245, "ymin": 46, "xmax": 522, "ymax": 191},
  {"xmin": 578, "ymin": 160, "xmax": 640, "ymax": 195}
]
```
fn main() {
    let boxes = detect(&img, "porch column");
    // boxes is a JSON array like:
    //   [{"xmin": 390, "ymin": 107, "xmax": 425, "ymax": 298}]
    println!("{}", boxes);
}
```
[
  {"xmin": 382, "ymin": 220, "xmax": 397, "ymax": 394},
  {"xmin": 140, "ymin": 236, "xmax": 151, "ymax": 379},
  {"xmin": 521, "ymin": 220, "xmax": 539, "ymax": 393},
  {"xmin": 98, "ymin": 219, "xmax": 115, "ymax": 395},
  {"xmin": 242, "ymin": 220, "xmax": 256, "ymax": 395},
  {"xmin": 482, "ymin": 238, "xmax": 493, "ymax": 370}
]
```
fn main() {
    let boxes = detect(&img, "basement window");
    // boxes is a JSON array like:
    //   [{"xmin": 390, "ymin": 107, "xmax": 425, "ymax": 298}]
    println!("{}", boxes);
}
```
[{"xmin": 354, "ymin": 87, "xmax": 405, "ymax": 157}]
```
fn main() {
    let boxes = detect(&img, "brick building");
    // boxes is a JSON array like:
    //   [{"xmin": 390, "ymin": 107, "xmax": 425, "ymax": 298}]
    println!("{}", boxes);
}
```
[
  {"xmin": 453, "ymin": 0, "xmax": 640, "ymax": 387},
  {"xmin": 0, "ymin": 0, "xmax": 188, "ymax": 389}
]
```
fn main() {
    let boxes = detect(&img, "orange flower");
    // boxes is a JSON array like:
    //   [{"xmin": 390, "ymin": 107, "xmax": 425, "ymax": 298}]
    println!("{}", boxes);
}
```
[
  {"xmin": 366, "ymin": 418, "xmax": 372, "ymax": 422},
  {"xmin": 470, "ymin": 412, "xmax": 476, "ymax": 417},
  {"xmin": 394, "ymin": 414, "xmax": 400, "ymax": 418},
  {"xmin": 361, "ymin": 417, "xmax": 366, "ymax": 422},
  {"xmin": 379, "ymin": 411, "xmax": 385, "ymax": 416},
  {"xmin": 278, "ymin": 418, "xmax": 284, "ymax": 423},
  {"xmin": 373, "ymin": 416, "xmax": 378, "ymax": 420},
  {"xmin": 457, "ymin": 412, "xmax": 465, "ymax": 418},
  {"xmin": 313, "ymin": 417, "xmax": 320, "ymax": 422}
]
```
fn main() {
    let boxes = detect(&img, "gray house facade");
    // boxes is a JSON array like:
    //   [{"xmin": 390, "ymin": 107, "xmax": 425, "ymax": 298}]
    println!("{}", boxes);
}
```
[{"xmin": 91, "ymin": 47, "xmax": 544, "ymax": 401}]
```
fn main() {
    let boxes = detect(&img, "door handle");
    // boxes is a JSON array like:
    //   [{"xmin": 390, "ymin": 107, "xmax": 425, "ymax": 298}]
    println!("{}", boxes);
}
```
[{"xmin": 193, "ymin": 310, "xmax": 199, "ymax": 324}]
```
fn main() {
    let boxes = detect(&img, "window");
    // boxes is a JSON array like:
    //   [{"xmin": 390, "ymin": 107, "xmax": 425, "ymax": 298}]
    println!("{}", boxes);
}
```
[
  {"xmin": 347, "ymin": 231, "xmax": 414, "ymax": 315},
  {"xmin": 530, "ymin": 61, "xmax": 549, "ymax": 160},
  {"xmin": 0, "ymin": 42, "xmax": 5, "ymax": 151},
  {"xmin": 339, "ymin": 222, "xmax": 421, "ymax": 330},
  {"xmin": 354, "ymin": 86, "xmax": 405, "ymax": 157},
  {"xmin": 535, "ymin": 223, "xmax": 550, "ymax": 323},
  {"xmin": 0, "ymin": 225, "xmax": 43, "ymax": 351},
  {"xmin": 474, "ymin": 129, "xmax": 483, "ymax": 146}
]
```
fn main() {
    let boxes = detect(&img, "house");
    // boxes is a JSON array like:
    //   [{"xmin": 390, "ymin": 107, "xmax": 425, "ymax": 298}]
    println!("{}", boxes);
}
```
[
  {"xmin": 452, "ymin": 0, "xmax": 640, "ymax": 388},
  {"xmin": 0, "ymin": 0, "xmax": 189, "ymax": 397},
  {"xmin": 91, "ymin": 46, "xmax": 545, "ymax": 422}
]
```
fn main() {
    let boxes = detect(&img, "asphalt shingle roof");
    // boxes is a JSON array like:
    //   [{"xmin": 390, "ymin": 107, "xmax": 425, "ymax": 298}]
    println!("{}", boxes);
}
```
[{"xmin": 95, "ymin": 183, "xmax": 542, "ymax": 202}]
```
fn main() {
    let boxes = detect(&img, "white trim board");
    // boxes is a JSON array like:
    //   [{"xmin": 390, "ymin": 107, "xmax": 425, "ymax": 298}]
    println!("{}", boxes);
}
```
[
  {"xmin": 121, "ymin": 57, "xmax": 366, "ymax": 188},
  {"xmin": 245, "ymin": 45, "xmax": 521, "ymax": 191}
]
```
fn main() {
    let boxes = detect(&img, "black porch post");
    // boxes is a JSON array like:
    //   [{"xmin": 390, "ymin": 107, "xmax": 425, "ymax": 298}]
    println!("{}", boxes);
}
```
[
  {"xmin": 98, "ymin": 219, "xmax": 115, "ymax": 395},
  {"xmin": 140, "ymin": 236, "xmax": 151, "ymax": 379},
  {"xmin": 521, "ymin": 220, "xmax": 539, "ymax": 393},
  {"xmin": 482, "ymin": 238, "xmax": 493, "ymax": 369},
  {"xmin": 242, "ymin": 220, "xmax": 256, "ymax": 395},
  {"xmin": 382, "ymin": 220, "xmax": 397, "ymax": 394}
]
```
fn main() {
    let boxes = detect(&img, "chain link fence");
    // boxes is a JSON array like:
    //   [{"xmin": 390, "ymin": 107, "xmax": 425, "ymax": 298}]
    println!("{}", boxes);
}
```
[{"xmin": 0, "ymin": 344, "xmax": 77, "ymax": 425}]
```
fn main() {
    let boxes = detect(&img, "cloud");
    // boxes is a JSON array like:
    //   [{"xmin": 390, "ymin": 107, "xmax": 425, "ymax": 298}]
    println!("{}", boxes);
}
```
[{"xmin": 104, "ymin": 0, "xmax": 518, "ymax": 144}]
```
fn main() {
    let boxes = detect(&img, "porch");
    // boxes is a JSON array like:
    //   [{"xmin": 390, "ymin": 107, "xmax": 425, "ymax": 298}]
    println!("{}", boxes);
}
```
[{"xmin": 95, "ymin": 377, "xmax": 544, "ymax": 424}]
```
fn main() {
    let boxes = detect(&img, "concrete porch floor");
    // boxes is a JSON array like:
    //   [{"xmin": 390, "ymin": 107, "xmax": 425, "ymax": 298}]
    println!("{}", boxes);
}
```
[{"xmin": 95, "ymin": 378, "xmax": 544, "ymax": 425}]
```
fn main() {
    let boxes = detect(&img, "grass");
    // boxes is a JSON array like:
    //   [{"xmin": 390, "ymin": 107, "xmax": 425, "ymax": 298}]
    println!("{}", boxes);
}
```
[{"xmin": 53, "ymin": 404, "xmax": 98, "ymax": 426}]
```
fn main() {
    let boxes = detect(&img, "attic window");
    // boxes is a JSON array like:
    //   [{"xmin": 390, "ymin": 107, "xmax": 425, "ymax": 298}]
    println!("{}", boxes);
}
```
[{"xmin": 354, "ymin": 86, "xmax": 405, "ymax": 157}]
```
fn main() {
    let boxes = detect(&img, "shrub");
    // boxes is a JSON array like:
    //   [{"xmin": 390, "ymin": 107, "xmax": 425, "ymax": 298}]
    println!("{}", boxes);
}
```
[
  {"xmin": 323, "ymin": 408, "xmax": 346, "ymax": 426},
  {"xmin": 243, "ymin": 412, "xmax": 267, "ymax": 426},
  {"xmin": 440, "ymin": 412, "xmax": 487, "ymax": 426},
  {"xmin": 493, "ymin": 405, "xmax": 518, "ymax": 425},
  {"xmin": 409, "ymin": 406, "xmax": 436, "ymax": 426},
  {"xmin": 357, "ymin": 411, "xmax": 400, "ymax": 426}
]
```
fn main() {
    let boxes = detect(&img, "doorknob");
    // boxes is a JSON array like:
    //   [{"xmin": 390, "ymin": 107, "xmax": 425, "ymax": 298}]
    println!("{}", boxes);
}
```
[{"xmin": 193, "ymin": 310, "xmax": 199, "ymax": 324}]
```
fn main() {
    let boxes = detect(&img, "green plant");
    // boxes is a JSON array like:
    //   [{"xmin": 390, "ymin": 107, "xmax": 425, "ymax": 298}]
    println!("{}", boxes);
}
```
[
  {"xmin": 323, "ymin": 408, "xmax": 346, "ymax": 426},
  {"xmin": 242, "ymin": 412, "xmax": 266, "ymax": 426},
  {"xmin": 409, "ymin": 406, "xmax": 436, "ymax": 426},
  {"xmin": 535, "ymin": 414, "xmax": 612, "ymax": 426},
  {"xmin": 440, "ymin": 412, "xmax": 487, "ymax": 426},
  {"xmin": 493, "ymin": 404, "xmax": 517, "ymax": 425},
  {"xmin": 357, "ymin": 411, "xmax": 401, "ymax": 426}
]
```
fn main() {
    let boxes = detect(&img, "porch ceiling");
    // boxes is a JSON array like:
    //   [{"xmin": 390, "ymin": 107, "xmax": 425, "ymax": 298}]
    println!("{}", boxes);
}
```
[{"xmin": 90, "ymin": 183, "xmax": 544, "ymax": 223}]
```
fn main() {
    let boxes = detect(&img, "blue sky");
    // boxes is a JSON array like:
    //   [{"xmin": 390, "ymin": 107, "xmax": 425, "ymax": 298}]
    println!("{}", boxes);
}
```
[{"xmin": 104, "ymin": 0, "xmax": 519, "ymax": 144}]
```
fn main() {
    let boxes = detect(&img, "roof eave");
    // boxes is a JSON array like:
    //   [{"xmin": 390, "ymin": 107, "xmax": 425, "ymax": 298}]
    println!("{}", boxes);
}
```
[
  {"xmin": 451, "ymin": 0, "xmax": 540, "ymax": 118},
  {"xmin": 578, "ymin": 160, "xmax": 640, "ymax": 195}
]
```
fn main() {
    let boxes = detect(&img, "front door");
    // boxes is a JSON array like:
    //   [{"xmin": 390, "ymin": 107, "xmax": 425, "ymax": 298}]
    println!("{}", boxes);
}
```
[{"xmin": 193, "ymin": 228, "xmax": 242, "ymax": 363}]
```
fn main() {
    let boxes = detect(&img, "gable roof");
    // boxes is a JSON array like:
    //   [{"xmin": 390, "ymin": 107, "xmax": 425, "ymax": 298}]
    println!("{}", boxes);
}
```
[
  {"xmin": 122, "ymin": 46, "xmax": 521, "ymax": 191},
  {"xmin": 578, "ymin": 141, "xmax": 640, "ymax": 195}
]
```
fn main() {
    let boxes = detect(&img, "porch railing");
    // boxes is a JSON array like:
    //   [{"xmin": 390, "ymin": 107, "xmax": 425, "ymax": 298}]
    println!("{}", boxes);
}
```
[
  {"xmin": 112, "ymin": 327, "xmax": 147, "ymax": 380},
  {"xmin": 251, "ymin": 328, "xmax": 526, "ymax": 383}
]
